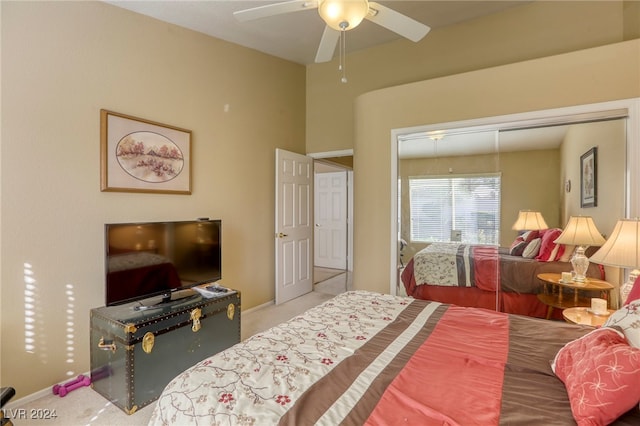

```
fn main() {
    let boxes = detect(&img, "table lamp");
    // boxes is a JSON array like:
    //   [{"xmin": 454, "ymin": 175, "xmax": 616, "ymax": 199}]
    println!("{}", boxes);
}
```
[
  {"xmin": 589, "ymin": 218, "xmax": 640, "ymax": 304},
  {"xmin": 512, "ymin": 210, "xmax": 548, "ymax": 231},
  {"xmin": 553, "ymin": 216, "xmax": 605, "ymax": 283}
]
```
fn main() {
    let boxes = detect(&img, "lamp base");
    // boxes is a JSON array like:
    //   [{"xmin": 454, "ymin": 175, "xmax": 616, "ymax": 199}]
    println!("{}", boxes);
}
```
[{"xmin": 571, "ymin": 246, "xmax": 589, "ymax": 282}]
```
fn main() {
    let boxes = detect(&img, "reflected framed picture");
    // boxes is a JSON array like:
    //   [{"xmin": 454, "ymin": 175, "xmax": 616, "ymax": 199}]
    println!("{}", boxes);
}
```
[
  {"xmin": 580, "ymin": 147, "xmax": 597, "ymax": 208},
  {"xmin": 100, "ymin": 109, "xmax": 192, "ymax": 194}
]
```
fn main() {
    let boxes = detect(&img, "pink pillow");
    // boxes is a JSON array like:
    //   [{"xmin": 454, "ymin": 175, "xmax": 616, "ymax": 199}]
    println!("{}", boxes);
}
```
[
  {"xmin": 626, "ymin": 275, "xmax": 640, "ymax": 304},
  {"xmin": 552, "ymin": 328, "xmax": 640, "ymax": 425},
  {"xmin": 536, "ymin": 228, "xmax": 565, "ymax": 262}
]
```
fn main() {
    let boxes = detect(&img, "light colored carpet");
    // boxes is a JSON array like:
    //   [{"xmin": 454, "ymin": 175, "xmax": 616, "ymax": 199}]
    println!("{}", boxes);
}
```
[
  {"xmin": 313, "ymin": 266, "xmax": 345, "ymax": 283},
  {"xmin": 6, "ymin": 384, "xmax": 156, "ymax": 426},
  {"xmin": 4, "ymin": 281, "xmax": 350, "ymax": 426}
]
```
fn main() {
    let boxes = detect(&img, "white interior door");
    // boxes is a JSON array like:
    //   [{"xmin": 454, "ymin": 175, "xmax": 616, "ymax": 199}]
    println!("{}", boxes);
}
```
[
  {"xmin": 275, "ymin": 149, "xmax": 313, "ymax": 304},
  {"xmin": 314, "ymin": 171, "xmax": 347, "ymax": 269}
]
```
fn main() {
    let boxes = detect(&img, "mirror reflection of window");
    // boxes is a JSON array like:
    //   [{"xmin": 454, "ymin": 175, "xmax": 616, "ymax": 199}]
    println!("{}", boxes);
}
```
[
  {"xmin": 408, "ymin": 174, "xmax": 501, "ymax": 245},
  {"xmin": 398, "ymin": 118, "xmax": 626, "ymax": 255}
]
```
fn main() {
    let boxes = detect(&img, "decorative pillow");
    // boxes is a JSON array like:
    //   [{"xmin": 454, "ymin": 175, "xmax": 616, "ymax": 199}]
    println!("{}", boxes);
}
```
[
  {"xmin": 626, "ymin": 275, "xmax": 640, "ymax": 304},
  {"xmin": 509, "ymin": 241, "xmax": 528, "ymax": 256},
  {"xmin": 558, "ymin": 245, "xmax": 575, "ymax": 262},
  {"xmin": 536, "ymin": 228, "xmax": 565, "ymax": 262},
  {"xmin": 552, "ymin": 327, "xmax": 640, "ymax": 426},
  {"xmin": 509, "ymin": 236, "xmax": 524, "ymax": 250},
  {"xmin": 603, "ymin": 300, "xmax": 640, "ymax": 348},
  {"xmin": 509, "ymin": 231, "xmax": 539, "ymax": 256},
  {"xmin": 522, "ymin": 237, "xmax": 541, "ymax": 259}
]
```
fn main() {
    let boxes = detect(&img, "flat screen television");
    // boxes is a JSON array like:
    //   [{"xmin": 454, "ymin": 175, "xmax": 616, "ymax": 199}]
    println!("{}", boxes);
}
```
[{"xmin": 105, "ymin": 219, "xmax": 221, "ymax": 306}]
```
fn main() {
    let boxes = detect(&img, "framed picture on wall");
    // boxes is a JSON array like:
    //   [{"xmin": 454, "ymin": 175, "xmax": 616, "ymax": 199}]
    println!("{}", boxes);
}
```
[
  {"xmin": 580, "ymin": 147, "xmax": 597, "ymax": 208},
  {"xmin": 100, "ymin": 109, "xmax": 192, "ymax": 194}
]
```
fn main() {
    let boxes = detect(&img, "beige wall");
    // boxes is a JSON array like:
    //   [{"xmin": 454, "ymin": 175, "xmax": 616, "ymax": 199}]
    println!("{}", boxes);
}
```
[
  {"xmin": 1, "ymin": 1, "xmax": 305, "ymax": 398},
  {"xmin": 353, "ymin": 40, "xmax": 640, "ymax": 295},
  {"xmin": 306, "ymin": 0, "xmax": 636, "ymax": 154},
  {"xmin": 500, "ymin": 150, "xmax": 562, "ymax": 245},
  {"xmin": 559, "ymin": 120, "xmax": 628, "ymax": 290},
  {"xmin": 560, "ymin": 120, "xmax": 627, "ymax": 234}
]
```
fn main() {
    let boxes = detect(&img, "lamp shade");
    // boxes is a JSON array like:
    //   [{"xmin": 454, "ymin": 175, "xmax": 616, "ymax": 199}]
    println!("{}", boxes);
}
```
[
  {"xmin": 589, "ymin": 219, "xmax": 640, "ymax": 268},
  {"xmin": 512, "ymin": 210, "xmax": 548, "ymax": 231},
  {"xmin": 318, "ymin": 0, "xmax": 369, "ymax": 31},
  {"xmin": 553, "ymin": 216, "xmax": 606, "ymax": 247}
]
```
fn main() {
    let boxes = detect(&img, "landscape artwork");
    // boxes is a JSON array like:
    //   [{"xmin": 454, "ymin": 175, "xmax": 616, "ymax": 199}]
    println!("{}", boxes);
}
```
[
  {"xmin": 116, "ymin": 131, "xmax": 184, "ymax": 183},
  {"xmin": 101, "ymin": 110, "xmax": 191, "ymax": 194}
]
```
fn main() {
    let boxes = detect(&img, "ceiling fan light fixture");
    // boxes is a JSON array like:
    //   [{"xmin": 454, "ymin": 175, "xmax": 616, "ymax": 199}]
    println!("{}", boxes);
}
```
[{"xmin": 318, "ymin": 0, "xmax": 369, "ymax": 31}]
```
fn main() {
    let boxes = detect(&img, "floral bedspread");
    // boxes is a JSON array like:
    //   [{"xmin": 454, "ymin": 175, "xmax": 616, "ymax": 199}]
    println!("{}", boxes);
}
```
[
  {"xmin": 148, "ymin": 290, "xmax": 640, "ymax": 425},
  {"xmin": 412, "ymin": 243, "xmax": 475, "ymax": 287},
  {"xmin": 148, "ymin": 291, "xmax": 414, "ymax": 425}
]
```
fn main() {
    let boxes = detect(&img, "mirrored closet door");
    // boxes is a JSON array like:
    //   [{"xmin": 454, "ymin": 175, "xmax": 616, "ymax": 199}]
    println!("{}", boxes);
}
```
[{"xmin": 396, "ymin": 114, "xmax": 627, "ymax": 318}]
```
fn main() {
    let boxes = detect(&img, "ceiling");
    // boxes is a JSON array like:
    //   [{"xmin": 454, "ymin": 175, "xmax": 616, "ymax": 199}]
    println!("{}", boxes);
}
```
[
  {"xmin": 104, "ymin": 1, "xmax": 527, "ymax": 65},
  {"xmin": 398, "ymin": 125, "xmax": 570, "ymax": 159}
]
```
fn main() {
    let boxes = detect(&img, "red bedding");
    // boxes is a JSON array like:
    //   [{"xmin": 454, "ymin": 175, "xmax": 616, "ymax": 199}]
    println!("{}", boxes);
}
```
[
  {"xmin": 401, "ymin": 244, "xmax": 604, "ymax": 319},
  {"xmin": 150, "ymin": 291, "xmax": 640, "ymax": 425},
  {"xmin": 366, "ymin": 306, "xmax": 509, "ymax": 425},
  {"xmin": 470, "ymin": 244, "xmax": 500, "ymax": 291}
]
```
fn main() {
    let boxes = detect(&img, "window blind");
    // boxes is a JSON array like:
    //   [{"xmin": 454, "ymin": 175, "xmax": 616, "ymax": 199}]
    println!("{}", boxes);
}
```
[{"xmin": 409, "ymin": 174, "xmax": 501, "ymax": 245}]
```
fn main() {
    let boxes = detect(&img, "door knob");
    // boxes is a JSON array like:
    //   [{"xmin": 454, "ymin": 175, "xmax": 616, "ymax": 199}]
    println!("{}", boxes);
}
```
[{"xmin": 276, "ymin": 232, "xmax": 288, "ymax": 238}]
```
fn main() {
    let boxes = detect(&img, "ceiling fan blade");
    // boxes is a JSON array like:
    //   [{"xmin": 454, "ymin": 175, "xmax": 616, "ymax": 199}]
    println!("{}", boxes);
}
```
[
  {"xmin": 234, "ymin": 0, "xmax": 318, "ymax": 22},
  {"xmin": 366, "ymin": 2, "xmax": 431, "ymax": 42},
  {"xmin": 315, "ymin": 26, "xmax": 340, "ymax": 63}
]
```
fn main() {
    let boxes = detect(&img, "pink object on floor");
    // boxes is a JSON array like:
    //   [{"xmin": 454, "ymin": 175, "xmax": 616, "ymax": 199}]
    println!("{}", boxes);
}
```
[{"xmin": 52, "ymin": 374, "xmax": 91, "ymax": 397}]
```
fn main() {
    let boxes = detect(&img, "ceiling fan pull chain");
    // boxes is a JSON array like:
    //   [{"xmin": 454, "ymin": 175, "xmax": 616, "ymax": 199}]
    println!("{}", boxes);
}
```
[{"xmin": 340, "ymin": 27, "xmax": 347, "ymax": 83}]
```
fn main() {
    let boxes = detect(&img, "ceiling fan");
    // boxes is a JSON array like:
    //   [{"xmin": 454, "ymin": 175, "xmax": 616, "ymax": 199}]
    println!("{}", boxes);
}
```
[{"xmin": 234, "ymin": 0, "xmax": 431, "ymax": 64}]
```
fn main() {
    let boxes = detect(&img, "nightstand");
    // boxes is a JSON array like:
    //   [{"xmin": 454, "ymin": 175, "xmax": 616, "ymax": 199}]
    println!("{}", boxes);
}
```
[
  {"xmin": 562, "ymin": 306, "xmax": 615, "ymax": 327},
  {"xmin": 537, "ymin": 273, "xmax": 614, "ymax": 320}
]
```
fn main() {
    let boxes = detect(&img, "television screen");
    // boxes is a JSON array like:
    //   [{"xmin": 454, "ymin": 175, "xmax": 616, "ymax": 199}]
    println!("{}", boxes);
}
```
[{"xmin": 105, "ymin": 219, "xmax": 221, "ymax": 306}]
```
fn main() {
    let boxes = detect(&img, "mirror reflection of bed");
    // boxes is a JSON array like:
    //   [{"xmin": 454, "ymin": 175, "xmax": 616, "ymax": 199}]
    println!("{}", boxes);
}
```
[
  {"xmin": 106, "ymin": 250, "xmax": 183, "ymax": 305},
  {"xmin": 397, "ymin": 117, "xmax": 626, "ymax": 318}
]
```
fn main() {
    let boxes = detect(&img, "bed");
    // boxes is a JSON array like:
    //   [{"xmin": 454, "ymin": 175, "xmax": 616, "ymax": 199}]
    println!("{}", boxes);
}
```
[
  {"xmin": 401, "ymin": 240, "xmax": 603, "ymax": 319},
  {"xmin": 148, "ymin": 291, "xmax": 639, "ymax": 425},
  {"xmin": 106, "ymin": 251, "xmax": 182, "ymax": 305}
]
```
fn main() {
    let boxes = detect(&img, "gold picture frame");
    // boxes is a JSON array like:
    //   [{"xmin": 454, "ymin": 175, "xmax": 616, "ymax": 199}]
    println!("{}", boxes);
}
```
[{"xmin": 100, "ymin": 109, "xmax": 192, "ymax": 194}]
